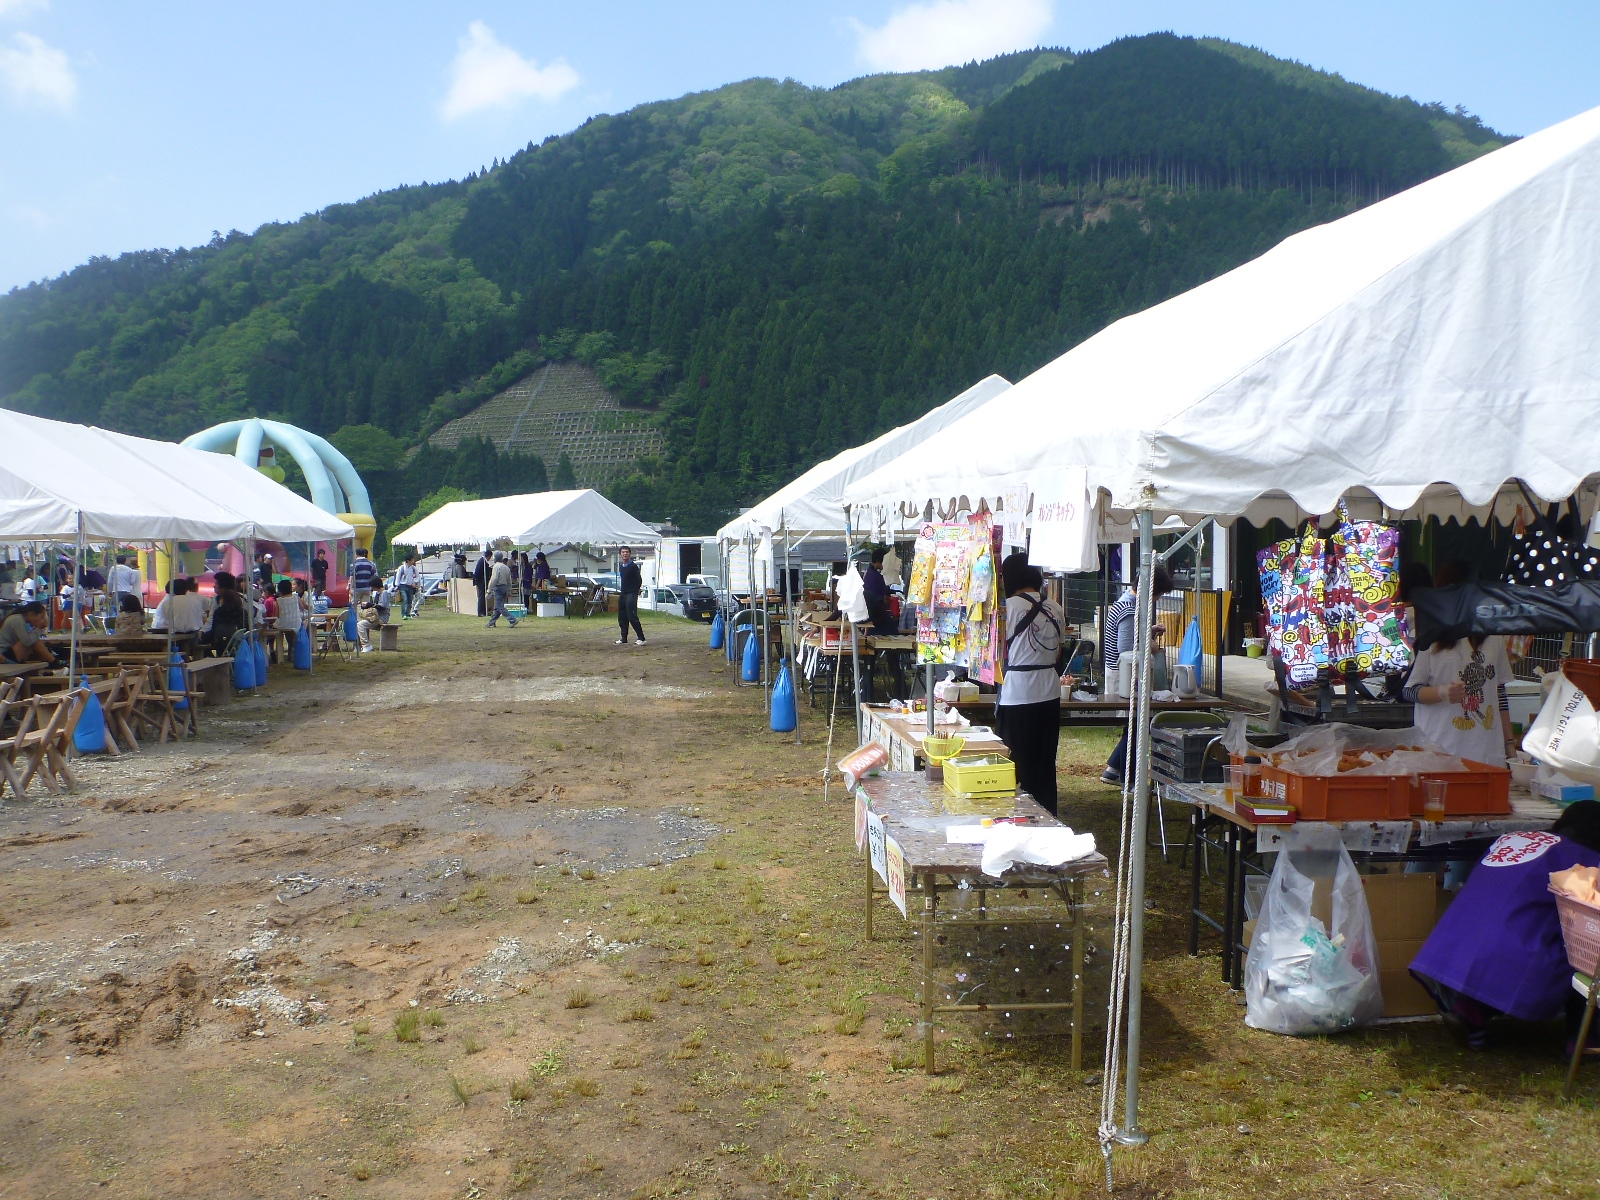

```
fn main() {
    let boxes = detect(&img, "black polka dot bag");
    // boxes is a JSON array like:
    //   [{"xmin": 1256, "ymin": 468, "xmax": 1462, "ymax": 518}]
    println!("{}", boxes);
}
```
[{"xmin": 1502, "ymin": 489, "xmax": 1600, "ymax": 588}]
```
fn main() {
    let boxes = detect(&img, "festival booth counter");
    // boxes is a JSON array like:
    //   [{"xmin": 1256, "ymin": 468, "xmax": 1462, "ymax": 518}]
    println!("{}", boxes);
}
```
[{"xmin": 841, "ymin": 103, "xmax": 1600, "ymax": 1147}]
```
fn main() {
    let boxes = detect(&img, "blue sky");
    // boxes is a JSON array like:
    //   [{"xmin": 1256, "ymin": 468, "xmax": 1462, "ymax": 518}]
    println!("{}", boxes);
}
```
[{"xmin": 2, "ymin": 1, "xmax": 1597, "ymax": 293}]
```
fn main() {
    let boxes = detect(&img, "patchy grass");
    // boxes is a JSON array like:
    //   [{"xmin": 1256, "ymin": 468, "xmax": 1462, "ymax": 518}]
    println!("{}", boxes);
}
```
[
  {"xmin": 17, "ymin": 616, "xmax": 1596, "ymax": 1200},
  {"xmin": 565, "ymin": 987, "xmax": 593, "ymax": 1010}
]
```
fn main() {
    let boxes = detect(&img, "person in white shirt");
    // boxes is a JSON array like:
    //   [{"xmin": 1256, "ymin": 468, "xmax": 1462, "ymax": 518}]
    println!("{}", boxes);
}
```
[
  {"xmin": 273, "ymin": 578, "xmax": 303, "ymax": 634},
  {"xmin": 108, "ymin": 555, "xmax": 142, "ymax": 608},
  {"xmin": 19, "ymin": 572, "xmax": 37, "ymax": 603},
  {"xmin": 394, "ymin": 553, "xmax": 420, "ymax": 620},
  {"xmin": 151, "ymin": 578, "xmax": 206, "ymax": 634},
  {"xmin": 996, "ymin": 553, "xmax": 1065, "ymax": 815}
]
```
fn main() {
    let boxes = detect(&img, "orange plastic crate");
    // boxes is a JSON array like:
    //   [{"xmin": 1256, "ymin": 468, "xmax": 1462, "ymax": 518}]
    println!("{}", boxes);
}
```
[
  {"xmin": 1256, "ymin": 762, "xmax": 1412, "ymax": 821},
  {"xmin": 1407, "ymin": 760, "xmax": 1512, "ymax": 817}
]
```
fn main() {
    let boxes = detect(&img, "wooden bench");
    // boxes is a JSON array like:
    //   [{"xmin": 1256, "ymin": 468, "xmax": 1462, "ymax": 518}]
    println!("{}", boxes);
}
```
[{"xmin": 186, "ymin": 657, "xmax": 235, "ymax": 705}]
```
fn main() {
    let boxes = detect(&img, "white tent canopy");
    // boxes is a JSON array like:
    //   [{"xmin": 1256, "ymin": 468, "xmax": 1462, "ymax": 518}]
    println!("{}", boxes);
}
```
[
  {"xmin": 718, "ymin": 374, "xmax": 1012, "ymax": 542},
  {"xmin": 0, "ymin": 410, "xmax": 355, "ymax": 543},
  {"xmin": 845, "ymin": 104, "xmax": 1600, "ymax": 529},
  {"xmin": 390, "ymin": 489, "xmax": 658, "ymax": 549}
]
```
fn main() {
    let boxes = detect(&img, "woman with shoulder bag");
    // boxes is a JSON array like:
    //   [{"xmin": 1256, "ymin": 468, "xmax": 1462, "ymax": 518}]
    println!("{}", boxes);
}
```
[{"xmin": 996, "ymin": 553, "xmax": 1065, "ymax": 815}]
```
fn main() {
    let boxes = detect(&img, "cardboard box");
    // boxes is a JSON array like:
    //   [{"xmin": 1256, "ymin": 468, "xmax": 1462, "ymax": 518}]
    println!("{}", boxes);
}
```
[
  {"xmin": 1376, "ymin": 938, "xmax": 1434, "ymax": 1016},
  {"xmin": 1362, "ymin": 872, "xmax": 1440, "ymax": 942}
]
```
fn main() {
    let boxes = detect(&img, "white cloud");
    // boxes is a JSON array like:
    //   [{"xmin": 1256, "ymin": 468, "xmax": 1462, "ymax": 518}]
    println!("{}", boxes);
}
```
[
  {"xmin": 440, "ymin": 20, "xmax": 578, "ymax": 121},
  {"xmin": 850, "ymin": 0, "xmax": 1053, "ymax": 72},
  {"xmin": 0, "ymin": 31, "xmax": 74, "ymax": 108},
  {"xmin": 0, "ymin": 0, "xmax": 50, "ymax": 20}
]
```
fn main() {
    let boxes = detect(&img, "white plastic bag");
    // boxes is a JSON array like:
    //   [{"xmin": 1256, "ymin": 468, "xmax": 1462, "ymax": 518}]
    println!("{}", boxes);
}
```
[
  {"xmin": 1523, "ymin": 666, "xmax": 1600, "ymax": 786},
  {"xmin": 1244, "ymin": 823, "xmax": 1383, "ymax": 1035},
  {"xmin": 835, "ymin": 564, "xmax": 870, "ymax": 624}
]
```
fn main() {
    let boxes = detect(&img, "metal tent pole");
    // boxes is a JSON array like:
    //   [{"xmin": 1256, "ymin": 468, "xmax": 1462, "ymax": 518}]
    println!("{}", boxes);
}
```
[
  {"xmin": 844, "ymin": 507, "xmax": 863, "ymax": 744},
  {"xmin": 783, "ymin": 525, "xmax": 800, "ymax": 745},
  {"xmin": 67, "ymin": 516, "xmax": 84, "ymax": 684},
  {"xmin": 760, "ymin": 549, "xmax": 770, "ymax": 711},
  {"xmin": 1118, "ymin": 510, "xmax": 1157, "ymax": 1144}
]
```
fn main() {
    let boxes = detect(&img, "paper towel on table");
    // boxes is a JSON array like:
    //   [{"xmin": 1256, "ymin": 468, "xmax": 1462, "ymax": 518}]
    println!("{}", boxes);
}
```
[{"xmin": 942, "ymin": 825, "xmax": 1098, "ymax": 876}]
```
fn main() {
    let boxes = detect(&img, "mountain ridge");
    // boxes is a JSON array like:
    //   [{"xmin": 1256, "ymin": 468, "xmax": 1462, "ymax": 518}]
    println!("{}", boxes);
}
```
[{"xmin": 0, "ymin": 33, "xmax": 1510, "ymax": 535}]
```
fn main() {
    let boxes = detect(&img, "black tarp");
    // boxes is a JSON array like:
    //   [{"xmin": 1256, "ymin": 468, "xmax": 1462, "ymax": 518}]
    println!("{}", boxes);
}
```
[{"xmin": 1410, "ymin": 581, "xmax": 1600, "ymax": 648}]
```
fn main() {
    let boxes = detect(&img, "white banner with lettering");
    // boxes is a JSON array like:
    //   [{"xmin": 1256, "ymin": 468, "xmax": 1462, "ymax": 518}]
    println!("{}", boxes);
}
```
[{"xmin": 1027, "ymin": 468, "xmax": 1097, "ymax": 573}]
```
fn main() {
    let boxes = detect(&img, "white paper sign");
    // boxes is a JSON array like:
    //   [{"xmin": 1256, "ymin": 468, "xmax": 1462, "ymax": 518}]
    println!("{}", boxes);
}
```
[
  {"xmin": 886, "ymin": 836, "xmax": 908, "ymax": 917},
  {"xmin": 867, "ymin": 810, "xmax": 887, "ymax": 884},
  {"xmin": 1028, "ymin": 468, "xmax": 1097, "ymax": 574},
  {"xmin": 1001, "ymin": 486, "xmax": 1029, "ymax": 551}
]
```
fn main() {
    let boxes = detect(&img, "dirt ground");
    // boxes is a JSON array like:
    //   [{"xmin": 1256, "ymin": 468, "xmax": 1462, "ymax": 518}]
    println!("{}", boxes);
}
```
[{"xmin": 0, "ymin": 608, "xmax": 1596, "ymax": 1200}]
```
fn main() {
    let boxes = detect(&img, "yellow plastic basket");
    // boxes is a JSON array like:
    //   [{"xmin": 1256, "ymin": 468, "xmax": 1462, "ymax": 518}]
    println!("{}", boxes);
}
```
[
  {"xmin": 942, "ymin": 753, "xmax": 1016, "ymax": 798},
  {"xmin": 921, "ymin": 734, "xmax": 966, "ymax": 763}
]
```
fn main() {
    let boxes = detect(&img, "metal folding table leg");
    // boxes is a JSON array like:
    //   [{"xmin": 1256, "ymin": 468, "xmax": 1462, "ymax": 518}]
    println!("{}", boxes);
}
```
[
  {"xmin": 921, "ymin": 872, "xmax": 938, "ymax": 1073},
  {"xmin": 1221, "ymin": 823, "xmax": 1238, "ymax": 984},
  {"xmin": 1188, "ymin": 805, "xmax": 1204, "ymax": 957}
]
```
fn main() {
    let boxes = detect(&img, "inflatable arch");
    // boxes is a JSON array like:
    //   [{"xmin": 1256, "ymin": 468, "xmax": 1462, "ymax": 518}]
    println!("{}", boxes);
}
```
[{"xmin": 181, "ymin": 418, "xmax": 377, "ymax": 551}]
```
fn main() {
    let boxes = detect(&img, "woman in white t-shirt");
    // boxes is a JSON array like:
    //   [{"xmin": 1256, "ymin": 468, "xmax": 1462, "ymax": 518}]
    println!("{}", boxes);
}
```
[
  {"xmin": 996, "ymin": 553, "xmax": 1065, "ymax": 814},
  {"xmin": 1404, "ymin": 633, "xmax": 1516, "ymax": 765}
]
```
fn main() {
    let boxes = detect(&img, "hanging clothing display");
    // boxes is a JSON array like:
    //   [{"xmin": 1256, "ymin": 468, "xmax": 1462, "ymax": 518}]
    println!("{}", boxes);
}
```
[{"xmin": 907, "ymin": 515, "xmax": 1002, "ymax": 683}]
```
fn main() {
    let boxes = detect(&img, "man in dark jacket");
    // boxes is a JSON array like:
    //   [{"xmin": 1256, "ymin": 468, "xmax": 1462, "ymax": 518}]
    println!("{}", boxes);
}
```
[
  {"xmin": 472, "ymin": 551, "xmax": 491, "ymax": 617},
  {"xmin": 616, "ymin": 547, "xmax": 645, "ymax": 646}
]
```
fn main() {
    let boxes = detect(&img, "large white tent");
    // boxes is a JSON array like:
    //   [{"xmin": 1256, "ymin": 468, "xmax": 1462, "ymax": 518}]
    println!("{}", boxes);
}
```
[
  {"xmin": 844, "ymin": 103, "xmax": 1600, "ymax": 530},
  {"xmin": 837, "ymin": 104, "xmax": 1600, "ymax": 1147},
  {"xmin": 0, "ymin": 410, "xmax": 354, "ymax": 543},
  {"xmin": 718, "ymin": 374, "xmax": 1012, "ymax": 543},
  {"xmin": 390, "ymin": 489, "xmax": 657, "ymax": 549}
]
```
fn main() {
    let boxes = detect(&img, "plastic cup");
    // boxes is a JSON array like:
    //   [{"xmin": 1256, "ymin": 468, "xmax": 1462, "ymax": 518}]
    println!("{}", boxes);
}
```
[
  {"xmin": 1224, "ymin": 765, "xmax": 1242, "ymax": 808},
  {"xmin": 1422, "ymin": 778, "xmax": 1448, "ymax": 823}
]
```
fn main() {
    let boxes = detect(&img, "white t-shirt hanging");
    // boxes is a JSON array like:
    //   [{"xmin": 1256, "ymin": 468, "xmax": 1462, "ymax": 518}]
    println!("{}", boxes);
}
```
[{"xmin": 1407, "ymin": 635, "xmax": 1514, "ymax": 765}]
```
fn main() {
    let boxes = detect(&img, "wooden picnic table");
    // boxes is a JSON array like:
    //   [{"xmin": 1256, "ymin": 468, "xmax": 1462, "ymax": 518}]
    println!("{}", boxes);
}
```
[{"xmin": 854, "ymin": 771, "xmax": 1105, "ymax": 1073}]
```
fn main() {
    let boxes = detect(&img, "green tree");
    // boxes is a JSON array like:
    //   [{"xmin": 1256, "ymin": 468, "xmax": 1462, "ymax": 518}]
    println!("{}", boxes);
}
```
[
  {"xmin": 329, "ymin": 423, "xmax": 406, "ymax": 473},
  {"xmin": 553, "ymin": 452, "xmax": 577, "ymax": 490}
]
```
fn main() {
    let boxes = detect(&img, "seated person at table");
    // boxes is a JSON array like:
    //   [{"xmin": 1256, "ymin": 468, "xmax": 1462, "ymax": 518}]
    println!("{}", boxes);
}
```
[
  {"xmin": 0, "ymin": 601, "xmax": 56, "ymax": 664},
  {"xmin": 862, "ymin": 551, "xmax": 897, "ymax": 635},
  {"xmin": 206, "ymin": 586, "xmax": 248, "ymax": 654},
  {"xmin": 151, "ymin": 578, "xmax": 205, "ymax": 634},
  {"xmin": 1411, "ymin": 801, "xmax": 1600, "ymax": 1052},
  {"xmin": 113, "ymin": 593, "xmax": 145, "ymax": 637},
  {"xmin": 310, "ymin": 582, "xmax": 331, "ymax": 615},
  {"xmin": 274, "ymin": 578, "xmax": 303, "ymax": 636}
]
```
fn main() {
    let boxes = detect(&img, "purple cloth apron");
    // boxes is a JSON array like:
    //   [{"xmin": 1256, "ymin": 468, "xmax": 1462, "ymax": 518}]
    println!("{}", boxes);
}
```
[{"xmin": 1410, "ymin": 831, "xmax": 1600, "ymax": 1020}]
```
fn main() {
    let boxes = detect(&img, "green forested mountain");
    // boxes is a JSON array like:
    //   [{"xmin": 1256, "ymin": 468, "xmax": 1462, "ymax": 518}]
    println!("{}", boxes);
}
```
[{"xmin": 0, "ymin": 33, "xmax": 1506, "ymax": 534}]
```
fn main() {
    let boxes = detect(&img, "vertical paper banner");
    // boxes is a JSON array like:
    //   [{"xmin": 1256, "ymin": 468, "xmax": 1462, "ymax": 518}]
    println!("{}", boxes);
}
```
[
  {"xmin": 885, "ymin": 836, "xmax": 908, "ymax": 917},
  {"xmin": 1001, "ymin": 485, "xmax": 1029, "ymax": 551},
  {"xmin": 867, "ymin": 810, "xmax": 887, "ymax": 884},
  {"xmin": 1029, "ymin": 468, "xmax": 1097, "ymax": 574},
  {"xmin": 854, "ymin": 788, "xmax": 869, "ymax": 852}
]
